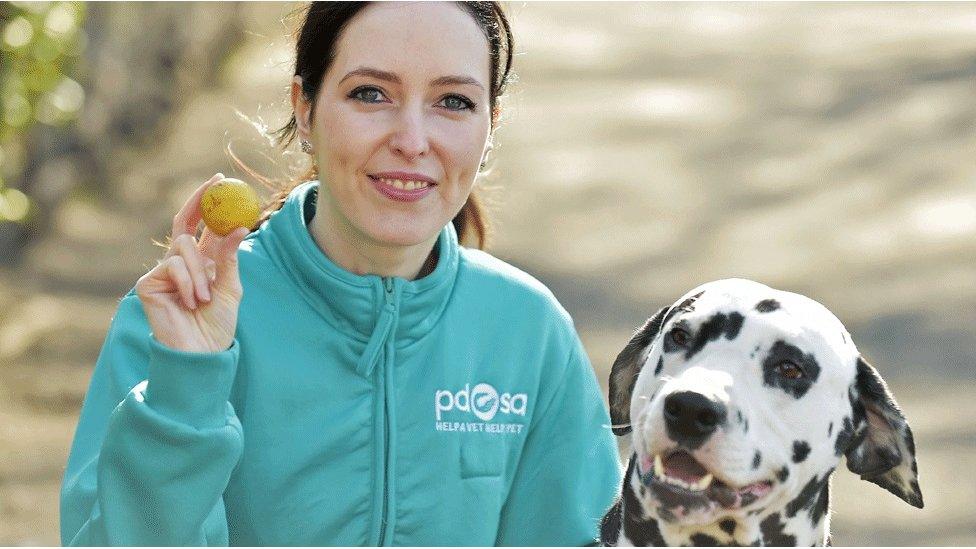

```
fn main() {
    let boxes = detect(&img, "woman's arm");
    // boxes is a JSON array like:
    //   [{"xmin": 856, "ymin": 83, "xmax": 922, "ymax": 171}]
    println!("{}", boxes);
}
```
[
  {"xmin": 59, "ymin": 292, "xmax": 244, "ymax": 546},
  {"xmin": 494, "ymin": 340, "xmax": 622, "ymax": 546}
]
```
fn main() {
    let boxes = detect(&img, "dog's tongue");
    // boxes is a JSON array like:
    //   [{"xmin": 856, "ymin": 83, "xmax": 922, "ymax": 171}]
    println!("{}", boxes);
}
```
[{"xmin": 664, "ymin": 451, "xmax": 708, "ymax": 483}]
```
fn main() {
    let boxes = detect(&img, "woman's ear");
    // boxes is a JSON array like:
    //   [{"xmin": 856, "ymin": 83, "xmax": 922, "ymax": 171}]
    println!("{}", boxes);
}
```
[
  {"xmin": 291, "ymin": 75, "xmax": 313, "ymax": 140},
  {"xmin": 608, "ymin": 307, "xmax": 668, "ymax": 436},
  {"xmin": 844, "ymin": 356, "xmax": 923, "ymax": 508}
]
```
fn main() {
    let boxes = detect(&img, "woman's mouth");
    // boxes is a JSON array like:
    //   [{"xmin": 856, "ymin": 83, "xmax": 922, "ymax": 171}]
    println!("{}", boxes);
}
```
[
  {"xmin": 368, "ymin": 174, "xmax": 437, "ymax": 202},
  {"xmin": 638, "ymin": 450, "xmax": 774, "ymax": 510}
]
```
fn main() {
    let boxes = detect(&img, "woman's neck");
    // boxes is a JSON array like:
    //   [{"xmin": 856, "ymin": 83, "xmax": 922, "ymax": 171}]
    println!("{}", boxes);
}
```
[{"xmin": 308, "ymin": 201, "xmax": 438, "ymax": 281}]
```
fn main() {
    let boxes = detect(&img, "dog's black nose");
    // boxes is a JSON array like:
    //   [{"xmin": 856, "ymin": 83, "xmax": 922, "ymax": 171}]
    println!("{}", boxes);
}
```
[{"xmin": 663, "ymin": 391, "xmax": 727, "ymax": 447}]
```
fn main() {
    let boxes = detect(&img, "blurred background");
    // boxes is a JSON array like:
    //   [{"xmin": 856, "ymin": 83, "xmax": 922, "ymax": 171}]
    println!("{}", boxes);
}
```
[{"xmin": 0, "ymin": 1, "xmax": 973, "ymax": 545}]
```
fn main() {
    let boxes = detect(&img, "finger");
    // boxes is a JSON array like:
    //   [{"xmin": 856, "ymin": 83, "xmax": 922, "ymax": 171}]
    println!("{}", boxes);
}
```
[
  {"xmin": 212, "ymin": 227, "xmax": 249, "ymax": 294},
  {"xmin": 205, "ymin": 259, "xmax": 217, "ymax": 282},
  {"xmin": 169, "ymin": 233, "xmax": 211, "ymax": 303},
  {"xmin": 218, "ymin": 227, "xmax": 250, "ymax": 266},
  {"xmin": 171, "ymin": 172, "xmax": 224, "ymax": 239},
  {"xmin": 198, "ymin": 225, "xmax": 219, "ymax": 258},
  {"xmin": 164, "ymin": 255, "xmax": 197, "ymax": 310}
]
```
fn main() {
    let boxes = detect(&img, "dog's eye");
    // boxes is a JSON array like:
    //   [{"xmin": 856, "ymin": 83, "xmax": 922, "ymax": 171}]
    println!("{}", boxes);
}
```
[
  {"xmin": 669, "ymin": 328, "xmax": 690, "ymax": 347},
  {"xmin": 775, "ymin": 361, "xmax": 805, "ymax": 380}
]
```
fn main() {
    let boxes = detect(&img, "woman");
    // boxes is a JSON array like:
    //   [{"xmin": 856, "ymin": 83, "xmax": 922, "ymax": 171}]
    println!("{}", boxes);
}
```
[{"xmin": 60, "ymin": 2, "xmax": 621, "ymax": 545}]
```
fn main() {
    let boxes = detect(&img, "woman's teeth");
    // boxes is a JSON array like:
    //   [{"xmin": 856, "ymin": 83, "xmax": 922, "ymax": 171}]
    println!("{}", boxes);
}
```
[
  {"xmin": 378, "ymin": 178, "xmax": 431, "ymax": 191},
  {"xmin": 652, "ymin": 454, "xmax": 715, "ymax": 491}
]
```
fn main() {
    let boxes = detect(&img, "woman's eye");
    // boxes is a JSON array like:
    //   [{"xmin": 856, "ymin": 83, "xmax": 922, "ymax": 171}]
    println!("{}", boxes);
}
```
[
  {"xmin": 670, "ymin": 328, "xmax": 690, "ymax": 347},
  {"xmin": 349, "ymin": 86, "xmax": 386, "ymax": 103},
  {"xmin": 776, "ymin": 361, "xmax": 805, "ymax": 380},
  {"xmin": 439, "ymin": 94, "xmax": 475, "ymax": 111}
]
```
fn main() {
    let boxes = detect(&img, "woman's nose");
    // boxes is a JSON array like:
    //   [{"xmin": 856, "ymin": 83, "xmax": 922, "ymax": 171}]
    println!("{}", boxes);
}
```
[{"xmin": 389, "ymin": 108, "xmax": 430, "ymax": 160}]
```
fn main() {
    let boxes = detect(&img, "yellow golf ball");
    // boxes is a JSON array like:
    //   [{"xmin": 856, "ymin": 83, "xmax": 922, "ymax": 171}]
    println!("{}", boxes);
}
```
[{"xmin": 200, "ymin": 178, "xmax": 261, "ymax": 236}]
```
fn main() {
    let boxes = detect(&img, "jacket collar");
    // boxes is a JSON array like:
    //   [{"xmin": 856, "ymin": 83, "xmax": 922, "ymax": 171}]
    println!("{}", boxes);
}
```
[{"xmin": 255, "ymin": 180, "xmax": 459, "ymax": 347}]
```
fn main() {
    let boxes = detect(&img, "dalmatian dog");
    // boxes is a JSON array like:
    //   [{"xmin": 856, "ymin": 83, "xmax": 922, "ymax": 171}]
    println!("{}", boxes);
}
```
[{"xmin": 600, "ymin": 279, "xmax": 922, "ymax": 546}]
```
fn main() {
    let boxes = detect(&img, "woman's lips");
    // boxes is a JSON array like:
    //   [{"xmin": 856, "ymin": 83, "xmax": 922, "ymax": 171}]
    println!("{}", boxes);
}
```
[{"xmin": 368, "ymin": 175, "xmax": 436, "ymax": 202}]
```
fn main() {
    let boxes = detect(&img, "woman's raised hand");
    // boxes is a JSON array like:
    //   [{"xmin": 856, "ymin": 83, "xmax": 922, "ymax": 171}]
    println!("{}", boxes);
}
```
[{"xmin": 135, "ymin": 173, "xmax": 251, "ymax": 353}]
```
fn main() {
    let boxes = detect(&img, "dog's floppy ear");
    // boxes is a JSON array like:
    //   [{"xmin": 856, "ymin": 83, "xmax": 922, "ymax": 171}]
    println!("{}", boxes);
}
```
[
  {"xmin": 608, "ymin": 307, "xmax": 669, "ymax": 436},
  {"xmin": 844, "ymin": 356, "xmax": 923, "ymax": 508}
]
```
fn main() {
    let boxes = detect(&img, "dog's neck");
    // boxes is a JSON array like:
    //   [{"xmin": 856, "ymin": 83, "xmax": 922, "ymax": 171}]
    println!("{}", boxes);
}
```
[{"xmin": 603, "ymin": 455, "xmax": 831, "ymax": 546}]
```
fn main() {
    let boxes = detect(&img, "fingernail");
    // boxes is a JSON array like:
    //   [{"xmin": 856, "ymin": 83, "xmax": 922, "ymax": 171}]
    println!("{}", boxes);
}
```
[
  {"xmin": 202, "ymin": 286, "xmax": 211, "ymax": 302},
  {"xmin": 215, "ymin": 172, "xmax": 224, "ymax": 180}
]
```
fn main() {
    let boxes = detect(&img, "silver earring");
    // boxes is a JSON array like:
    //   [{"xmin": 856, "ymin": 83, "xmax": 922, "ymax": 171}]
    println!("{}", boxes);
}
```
[{"xmin": 300, "ymin": 139, "xmax": 312, "ymax": 154}]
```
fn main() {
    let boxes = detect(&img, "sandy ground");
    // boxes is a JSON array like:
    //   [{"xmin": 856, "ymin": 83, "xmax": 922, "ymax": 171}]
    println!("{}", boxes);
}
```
[{"xmin": 1, "ymin": 3, "xmax": 974, "ymax": 545}]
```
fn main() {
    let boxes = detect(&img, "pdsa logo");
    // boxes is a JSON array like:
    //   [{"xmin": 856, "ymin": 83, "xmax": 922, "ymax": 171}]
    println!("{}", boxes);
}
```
[{"xmin": 434, "ymin": 383, "xmax": 528, "ymax": 434}]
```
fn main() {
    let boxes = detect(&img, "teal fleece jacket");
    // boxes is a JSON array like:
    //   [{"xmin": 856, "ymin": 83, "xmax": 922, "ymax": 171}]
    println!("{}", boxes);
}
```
[{"xmin": 60, "ymin": 181, "xmax": 621, "ymax": 546}]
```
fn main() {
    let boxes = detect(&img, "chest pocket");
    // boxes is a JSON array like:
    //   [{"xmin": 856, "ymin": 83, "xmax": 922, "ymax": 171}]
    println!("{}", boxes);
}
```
[
  {"xmin": 455, "ymin": 440, "xmax": 509, "ymax": 544},
  {"xmin": 459, "ymin": 437, "xmax": 508, "ymax": 478}
]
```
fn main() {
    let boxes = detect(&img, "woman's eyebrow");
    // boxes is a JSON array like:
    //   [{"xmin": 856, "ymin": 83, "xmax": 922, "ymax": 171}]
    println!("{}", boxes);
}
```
[
  {"xmin": 430, "ymin": 75, "xmax": 485, "ymax": 90},
  {"xmin": 339, "ymin": 67, "xmax": 400, "ymax": 85},
  {"xmin": 338, "ymin": 66, "xmax": 484, "ymax": 91}
]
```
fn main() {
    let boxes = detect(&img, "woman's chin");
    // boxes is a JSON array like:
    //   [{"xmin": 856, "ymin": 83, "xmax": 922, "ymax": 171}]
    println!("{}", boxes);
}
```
[{"xmin": 362, "ymin": 221, "xmax": 443, "ymax": 249}]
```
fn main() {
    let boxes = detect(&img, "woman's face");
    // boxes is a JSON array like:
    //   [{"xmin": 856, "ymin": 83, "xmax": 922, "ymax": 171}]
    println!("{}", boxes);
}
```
[{"xmin": 301, "ymin": 2, "xmax": 492, "ymax": 248}]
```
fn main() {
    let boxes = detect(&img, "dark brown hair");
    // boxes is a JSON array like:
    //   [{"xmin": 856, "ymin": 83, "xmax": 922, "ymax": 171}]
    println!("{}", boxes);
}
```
[{"xmin": 237, "ymin": 1, "xmax": 514, "ymax": 250}]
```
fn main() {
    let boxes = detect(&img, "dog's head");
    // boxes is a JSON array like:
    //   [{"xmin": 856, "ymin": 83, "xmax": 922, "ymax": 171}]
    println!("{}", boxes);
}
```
[{"xmin": 609, "ymin": 278, "xmax": 922, "ymax": 530}]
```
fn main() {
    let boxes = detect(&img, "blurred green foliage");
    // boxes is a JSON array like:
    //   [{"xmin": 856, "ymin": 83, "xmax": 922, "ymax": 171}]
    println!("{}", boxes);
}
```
[{"xmin": 0, "ymin": 1, "xmax": 85, "ymax": 223}]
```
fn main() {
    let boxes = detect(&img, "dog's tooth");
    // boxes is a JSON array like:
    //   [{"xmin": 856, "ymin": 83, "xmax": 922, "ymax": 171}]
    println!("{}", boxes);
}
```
[
  {"xmin": 654, "ymin": 454, "xmax": 664, "ymax": 478},
  {"xmin": 697, "ymin": 473, "xmax": 714, "ymax": 490}
]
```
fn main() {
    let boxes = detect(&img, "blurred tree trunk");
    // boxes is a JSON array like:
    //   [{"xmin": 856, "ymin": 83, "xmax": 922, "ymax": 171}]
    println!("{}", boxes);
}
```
[{"xmin": 0, "ymin": 2, "xmax": 247, "ymax": 266}]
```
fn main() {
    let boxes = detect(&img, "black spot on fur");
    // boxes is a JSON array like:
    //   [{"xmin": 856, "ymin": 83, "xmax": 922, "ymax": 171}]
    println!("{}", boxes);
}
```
[
  {"xmin": 654, "ymin": 356, "xmax": 663, "ymax": 375},
  {"xmin": 755, "ymin": 298, "xmax": 780, "ymax": 313},
  {"xmin": 828, "ymin": 421, "xmax": 833, "ymax": 437},
  {"xmin": 752, "ymin": 450, "xmax": 762, "ymax": 470},
  {"xmin": 786, "ymin": 474, "xmax": 829, "ymax": 518},
  {"xmin": 743, "ymin": 417, "xmax": 749, "ymax": 433},
  {"xmin": 620, "ymin": 455, "xmax": 667, "ymax": 547},
  {"xmin": 600, "ymin": 498, "xmax": 622, "ymax": 546},
  {"xmin": 685, "ymin": 312, "xmax": 746, "ymax": 359},
  {"xmin": 786, "ymin": 477, "xmax": 818, "ymax": 518},
  {"xmin": 719, "ymin": 519, "xmax": 737, "ymax": 536},
  {"xmin": 690, "ymin": 533, "xmax": 720, "ymax": 546},
  {"xmin": 736, "ymin": 410, "xmax": 744, "ymax": 424},
  {"xmin": 662, "ymin": 291, "xmax": 705, "ymax": 326},
  {"xmin": 762, "ymin": 340, "xmax": 821, "ymax": 398},
  {"xmin": 777, "ymin": 466, "xmax": 790, "ymax": 482},
  {"xmin": 810, "ymin": 480, "xmax": 831, "ymax": 527},
  {"xmin": 834, "ymin": 416, "xmax": 855, "ymax": 456},
  {"xmin": 760, "ymin": 513, "xmax": 796, "ymax": 546},
  {"xmin": 792, "ymin": 440, "xmax": 811, "ymax": 463}
]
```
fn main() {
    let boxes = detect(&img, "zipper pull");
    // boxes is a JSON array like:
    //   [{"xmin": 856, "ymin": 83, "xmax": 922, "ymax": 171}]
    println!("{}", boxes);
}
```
[{"xmin": 383, "ymin": 277, "xmax": 396, "ymax": 309}]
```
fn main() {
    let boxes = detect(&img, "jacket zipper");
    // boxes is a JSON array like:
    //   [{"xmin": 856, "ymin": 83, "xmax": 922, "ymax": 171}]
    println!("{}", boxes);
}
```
[{"xmin": 378, "ymin": 277, "xmax": 396, "ymax": 545}]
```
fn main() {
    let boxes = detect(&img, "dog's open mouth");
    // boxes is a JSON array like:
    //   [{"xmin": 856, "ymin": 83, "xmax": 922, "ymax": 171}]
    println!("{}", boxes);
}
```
[{"xmin": 638, "ymin": 450, "xmax": 773, "ymax": 510}]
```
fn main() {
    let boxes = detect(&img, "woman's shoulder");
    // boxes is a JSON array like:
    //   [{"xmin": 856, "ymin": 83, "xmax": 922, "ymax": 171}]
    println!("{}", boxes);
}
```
[{"xmin": 456, "ymin": 247, "xmax": 573, "ymax": 327}]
